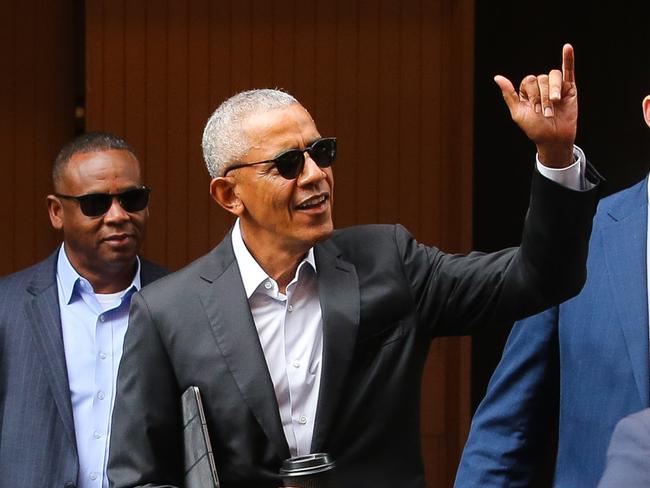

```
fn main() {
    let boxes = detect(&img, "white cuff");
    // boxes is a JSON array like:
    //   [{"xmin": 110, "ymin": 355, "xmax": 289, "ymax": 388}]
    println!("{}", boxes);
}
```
[{"xmin": 536, "ymin": 145, "xmax": 594, "ymax": 191}]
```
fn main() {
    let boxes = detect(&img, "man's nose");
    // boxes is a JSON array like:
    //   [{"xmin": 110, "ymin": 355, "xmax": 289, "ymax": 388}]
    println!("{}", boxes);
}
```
[
  {"xmin": 103, "ymin": 197, "xmax": 130, "ymax": 222},
  {"xmin": 297, "ymin": 154, "xmax": 326, "ymax": 186}
]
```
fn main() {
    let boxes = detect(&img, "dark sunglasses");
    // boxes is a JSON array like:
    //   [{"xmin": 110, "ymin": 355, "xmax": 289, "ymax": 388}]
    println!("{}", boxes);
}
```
[
  {"xmin": 223, "ymin": 137, "xmax": 336, "ymax": 179},
  {"xmin": 55, "ymin": 186, "xmax": 151, "ymax": 217}
]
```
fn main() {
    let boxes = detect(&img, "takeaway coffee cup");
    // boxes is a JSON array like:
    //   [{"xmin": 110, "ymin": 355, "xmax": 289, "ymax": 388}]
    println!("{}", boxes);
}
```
[{"xmin": 280, "ymin": 453, "xmax": 337, "ymax": 488}]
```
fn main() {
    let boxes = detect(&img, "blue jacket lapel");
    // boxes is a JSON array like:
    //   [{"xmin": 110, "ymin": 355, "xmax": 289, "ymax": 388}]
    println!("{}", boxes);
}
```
[
  {"xmin": 24, "ymin": 251, "xmax": 76, "ymax": 448},
  {"xmin": 602, "ymin": 178, "xmax": 650, "ymax": 406}
]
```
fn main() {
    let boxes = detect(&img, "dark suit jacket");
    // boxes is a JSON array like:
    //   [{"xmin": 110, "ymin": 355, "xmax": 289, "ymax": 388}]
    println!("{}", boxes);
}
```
[
  {"xmin": 108, "ymin": 170, "xmax": 599, "ymax": 488},
  {"xmin": 455, "ymin": 177, "xmax": 649, "ymax": 488},
  {"xmin": 0, "ymin": 249, "xmax": 166, "ymax": 488},
  {"xmin": 598, "ymin": 407, "xmax": 650, "ymax": 488}
]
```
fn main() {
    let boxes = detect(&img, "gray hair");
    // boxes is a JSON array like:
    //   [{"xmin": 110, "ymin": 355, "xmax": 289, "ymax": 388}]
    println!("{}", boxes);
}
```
[{"xmin": 201, "ymin": 89, "xmax": 299, "ymax": 178}]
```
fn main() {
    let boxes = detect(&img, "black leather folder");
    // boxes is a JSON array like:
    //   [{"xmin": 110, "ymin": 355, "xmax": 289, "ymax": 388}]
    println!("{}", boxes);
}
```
[{"xmin": 182, "ymin": 386, "xmax": 220, "ymax": 488}]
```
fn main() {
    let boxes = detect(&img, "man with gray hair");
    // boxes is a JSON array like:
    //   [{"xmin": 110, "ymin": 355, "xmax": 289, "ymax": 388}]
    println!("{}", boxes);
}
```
[{"xmin": 108, "ymin": 45, "xmax": 599, "ymax": 488}]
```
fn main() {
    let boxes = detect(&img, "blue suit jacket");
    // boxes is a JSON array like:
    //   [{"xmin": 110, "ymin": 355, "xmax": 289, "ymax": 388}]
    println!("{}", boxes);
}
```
[
  {"xmin": 0, "ymin": 249, "xmax": 166, "ymax": 488},
  {"xmin": 455, "ymin": 177, "xmax": 650, "ymax": 488}
]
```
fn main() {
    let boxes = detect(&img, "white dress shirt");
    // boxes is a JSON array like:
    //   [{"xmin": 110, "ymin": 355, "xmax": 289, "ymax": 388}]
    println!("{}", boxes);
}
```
[
  {"xmin": 536, "ymin": 145, "xmax": 593, "ymax": 191},
  {"xmin": 232, "ymin": 220, "xmax": 323, "ymax": 456},
  {"xmin": 230, "ymin": 148, "xmax": 588, "ymax": 456},
  {"xmin": 56, "ymin": 246, "xmax": 141, "ymax": 488}
]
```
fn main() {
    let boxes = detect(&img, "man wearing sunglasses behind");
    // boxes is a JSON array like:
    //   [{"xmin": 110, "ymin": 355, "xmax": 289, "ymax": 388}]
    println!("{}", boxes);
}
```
[
  {"xmin": 109, "ymin": 45, "xmax": 598, "ymax": 488},
  {"xmin": 0, "ymin": 132, "xmax": 166, "ymax": 488}
]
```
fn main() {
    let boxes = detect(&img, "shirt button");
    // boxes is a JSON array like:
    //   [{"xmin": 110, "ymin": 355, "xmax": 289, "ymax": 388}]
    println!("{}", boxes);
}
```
[
  {"xmin": 299, "ymin": 415, "xmax": 308, "ymax": 424},
  {"xmin": 288, "ymin": 304, "xmax": 294, "ymax": 312},
  {"xmin": 89, "ymin": 473, "xmax": 97, "ymax": 481},
  {"xmin": 292, "ymin": 360, "xmax": 300, "ymax": 368},
  {"xmin": 97, "ymin": 391, "xmax": 105, "ymax": 400},
  {"xmin": 99, "ymin": 352, "xmax": 107, "ymax": 360},
  {"xmin": 93, "ymin": 431, "xmax": 101, "ymax": 439},
  {"xmin": 264, "ymin": 281, "xmax": 272, "ymax": 290},
  {"xmin": 99, "ymin": 315, "xmax": 106, "ymax": 322}
]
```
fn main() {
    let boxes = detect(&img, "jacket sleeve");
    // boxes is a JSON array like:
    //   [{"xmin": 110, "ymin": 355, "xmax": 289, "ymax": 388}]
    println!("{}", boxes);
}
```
[
  {"xmin": 454, "ymin": 307, "xmax": 560, "ymax": 487},
  {"xmin": 107, "ymin": 292, "xmax": 183, "ymax": 488},
  {"xmin": 398, "ymin": 165, "xmax": 599, "ymax": 337}
]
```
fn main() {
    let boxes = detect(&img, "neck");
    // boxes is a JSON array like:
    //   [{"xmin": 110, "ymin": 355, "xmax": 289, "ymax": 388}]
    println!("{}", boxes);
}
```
[
  {"xmin": 253, "ymin": 249, "xmax": 305, "ymax": 293},
  {"xmin": 239, "ymin": 230, "xmax": 308, "ymax": 294},
  {"xmin": 85, "ymin": 265, "xmax": 136, "ymax": 294},
  {"xmin": 65, "ymin": 252, "xmax": 137, "ymax": 294}
]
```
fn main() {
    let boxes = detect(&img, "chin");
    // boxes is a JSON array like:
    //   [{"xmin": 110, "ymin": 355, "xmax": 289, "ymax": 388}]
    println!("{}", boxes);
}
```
[
  {"xmin": 310, "ymin": 225, "xmax": 334, "ymax": 245},
  {"xmin": 104, "ymin": 249, "xmax": 138, "ymax": 264}
]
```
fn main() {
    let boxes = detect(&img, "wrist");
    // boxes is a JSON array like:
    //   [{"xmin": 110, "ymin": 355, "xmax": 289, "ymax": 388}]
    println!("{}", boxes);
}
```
[{"xmin": 536, "ymin": 144, "xmax": 574, "ymax": 168}]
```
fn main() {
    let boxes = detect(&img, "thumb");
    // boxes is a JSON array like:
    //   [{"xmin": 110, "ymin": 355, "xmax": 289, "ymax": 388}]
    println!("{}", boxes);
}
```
[{"xmin": 494, "ymin": 75, "xmax": 519, "ymax": 116}]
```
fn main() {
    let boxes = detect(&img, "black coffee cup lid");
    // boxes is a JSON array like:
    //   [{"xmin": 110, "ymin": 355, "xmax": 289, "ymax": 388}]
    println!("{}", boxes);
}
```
[{"xmin": 280, "ymin": 453, "xmax": 335, "ymax": 477}]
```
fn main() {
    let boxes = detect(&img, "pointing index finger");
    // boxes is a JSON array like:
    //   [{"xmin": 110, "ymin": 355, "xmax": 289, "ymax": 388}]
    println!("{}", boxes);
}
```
[{"xmin": 562, "ymin": 43, "xmax": 575, "ymax": 83}]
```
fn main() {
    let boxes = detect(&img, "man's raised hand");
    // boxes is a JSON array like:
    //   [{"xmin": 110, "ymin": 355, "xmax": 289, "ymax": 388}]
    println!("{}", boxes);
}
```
[{"xmin": 495, "ymin": 43, "xmax": 578, "ymax": 167}]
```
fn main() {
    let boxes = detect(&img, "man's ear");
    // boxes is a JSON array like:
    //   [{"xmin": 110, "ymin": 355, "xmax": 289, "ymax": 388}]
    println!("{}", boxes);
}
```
[
  {"xmin": 47, "ymin": 195, "xmax": 64, "ymax": 230},
  {"xmin": 643, "ymin": 95, "xmax": 650, "ymax": 129},
  {"xmin": 209, "ymin": 177, "xmax": 244, "ymax": 217}
]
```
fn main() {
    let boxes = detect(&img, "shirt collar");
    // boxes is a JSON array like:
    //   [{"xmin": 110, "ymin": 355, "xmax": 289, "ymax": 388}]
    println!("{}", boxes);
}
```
[
  {"xmin": 56, "ymin": 244, "xmax": 142, "ymax": 304},
  {"xmin": 231, "ymin": 219, "xmax": 316, "ymax": 299}
]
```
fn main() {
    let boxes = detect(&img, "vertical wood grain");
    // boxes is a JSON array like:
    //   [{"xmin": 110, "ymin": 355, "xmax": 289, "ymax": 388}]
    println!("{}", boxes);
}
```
[
  {"xmin": 166, "ymin": 0, "xmax": 189, "ymax": 269},
  {"xmin": 313, "ymin": 0, "xmax": 337, "ymax": 145},
  {"xmin": 0, "ymin": 0, "xmax": 17, "ymax": 275},
  {"xmin": 102, "ymin": 0, "xmax": 126, "ymax": 132},
  {"xmin": 249, "ymin": 1, "xmax": 273, "ymax": 89},
  {"xmin": 143, "ymin": 0, "xmax": 168, "ymax": 265},
  {"xmin": 271, "ymin": 0, "xmax": 295, "ymax": 93},
  {"xmin": 356, "ymin": 0, "xmax": 379, "ymax": 224},
  {"xmin": 187, "ymin": 0, "xmax": 212, "ymax": 262},
  {"xmin": 34, "ymin": 0, "xmax": 74, "ymax": 259},
  {"xmin": 207, "ymin": 0, "xmax": 235, "ymax": 244},
  {"xmin": 1, "ymin": 0, "xmax": 76, "ymax": 274},
  {"xmin": 294, "ymin": 1, "xmax": 316, "ymax": 111},
  {"xmin": 333, "ymin": 0, "xmax": 358, "ymax": 228},
  {"xmin": 377, "ymin": 0, "xmax": 400, "ymax": 225},
  {"xmin": 13, "ymin": 0, "xmax": 38, "ymax": 269}
]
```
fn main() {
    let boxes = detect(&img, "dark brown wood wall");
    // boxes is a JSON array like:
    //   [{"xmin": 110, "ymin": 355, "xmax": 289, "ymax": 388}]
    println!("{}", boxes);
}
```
[
  {"xmin": 0, "ymin": 0, "xmax": 77, "ymax": 275},
  {"xmin": 0, "ymin": 0, "xmax": 473, "ymax": 485},
  {"xmin": 85, "ymin": 1, "xmax": 473, "ymax": 485}
]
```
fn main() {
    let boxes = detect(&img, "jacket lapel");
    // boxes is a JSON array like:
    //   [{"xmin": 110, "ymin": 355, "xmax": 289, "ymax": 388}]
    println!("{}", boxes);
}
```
[
  {"xmin": 197, "ymin": 238, "xmax": 290, "ymax": 460},
  {"xmin": 602, "ymin": 178, "xmax": 650, "ymax": 406},
  {"xmin": 24, "ymin": 251, "xmax": 76, "ymax": 447},
  {"xmin": 139, "ymin": 258, "xmax": 168, "ymax": 285},
  {"xmin": 310, "ymin": 241, "xmax": 360, "ymax": 453}
]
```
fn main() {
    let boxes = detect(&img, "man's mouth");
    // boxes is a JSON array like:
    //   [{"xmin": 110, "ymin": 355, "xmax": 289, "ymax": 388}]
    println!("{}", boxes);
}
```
[
  {"xmin": 295, "ymin": 193, "xmax": 329, "ymax": 210},
  {"xmin": 103, "ymin": 233, "xmax": 133, "ymax": 243}
]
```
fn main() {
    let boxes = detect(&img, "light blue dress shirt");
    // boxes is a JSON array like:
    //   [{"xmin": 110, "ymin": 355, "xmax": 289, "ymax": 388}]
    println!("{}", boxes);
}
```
[{"xmin": 56, "ymin": 246, "xmax": 141, "ymax": 488}]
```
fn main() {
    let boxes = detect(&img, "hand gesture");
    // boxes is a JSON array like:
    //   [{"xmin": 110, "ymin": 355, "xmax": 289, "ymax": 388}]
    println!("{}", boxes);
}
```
[{"xmin": 496, "ymin": 43, "xmax": 577, "ymax": 167}]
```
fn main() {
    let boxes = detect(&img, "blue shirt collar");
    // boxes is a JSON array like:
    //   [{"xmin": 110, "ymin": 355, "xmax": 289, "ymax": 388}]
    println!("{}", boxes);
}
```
[{"xmin": 57, "ymin": 244, "xmax": 142, "ymax": 305}]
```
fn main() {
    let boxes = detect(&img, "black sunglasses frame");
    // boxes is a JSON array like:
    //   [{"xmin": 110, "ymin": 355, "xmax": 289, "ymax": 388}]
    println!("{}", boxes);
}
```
[
  {"xmin": 223, "ymin": 137, "xmax": 336, "ymax": 179},
  {"xmin": 55, "ymin": 186, "xmax": 151, "ymax": 217}
]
